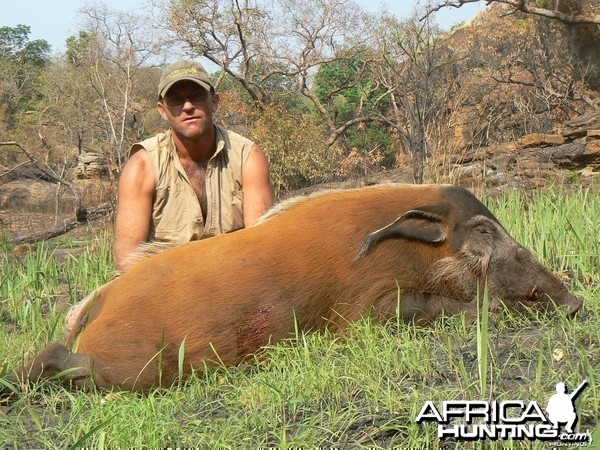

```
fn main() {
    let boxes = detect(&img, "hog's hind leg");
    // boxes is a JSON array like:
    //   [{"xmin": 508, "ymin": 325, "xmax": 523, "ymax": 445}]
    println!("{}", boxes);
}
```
[{"xmin": 2, "ymin": 342, "xmax": 95, "ymax": 396}]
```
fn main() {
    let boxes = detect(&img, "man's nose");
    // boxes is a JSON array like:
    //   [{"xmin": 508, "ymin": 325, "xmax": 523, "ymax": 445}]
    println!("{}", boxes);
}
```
[{"xmin": 182, "ymin": 98, "xmax": 195, "ymax": 108}]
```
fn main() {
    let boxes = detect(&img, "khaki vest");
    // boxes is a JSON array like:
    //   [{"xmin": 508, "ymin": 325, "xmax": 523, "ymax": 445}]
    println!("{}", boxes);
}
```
[{"xmin": 129, "ymin": 125, "xmax": 254, "ymax": 244}]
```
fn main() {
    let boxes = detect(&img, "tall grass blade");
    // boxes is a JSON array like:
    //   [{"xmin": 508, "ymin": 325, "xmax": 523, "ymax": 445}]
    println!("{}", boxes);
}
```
[
  {"xmin": 395, "ymin": 280, "xmax": 402, "ymax": 331},
  {"xmin": 476, "ymin": 280, "xmax": 490, "ymax": 399},
  {"xmin": 178, "ymin": 337, "xmax": 186, "ymax": 388}
]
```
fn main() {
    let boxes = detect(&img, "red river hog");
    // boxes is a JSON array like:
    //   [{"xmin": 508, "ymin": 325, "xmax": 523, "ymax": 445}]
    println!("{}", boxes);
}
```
[{"xmin": 2, "ymin": 184, "xmax": 583, "ymax": 394}]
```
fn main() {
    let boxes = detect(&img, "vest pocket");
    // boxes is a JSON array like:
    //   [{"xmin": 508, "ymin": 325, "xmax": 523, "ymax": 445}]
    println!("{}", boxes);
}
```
[{"xmin": 151, "ymin": 187, "xmax": 196, "ymax": 242}]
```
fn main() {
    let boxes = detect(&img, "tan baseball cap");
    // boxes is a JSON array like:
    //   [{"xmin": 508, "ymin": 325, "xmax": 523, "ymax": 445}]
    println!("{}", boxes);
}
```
[{"xmin": 158, "ymin": 60, "xmax": 214, "ymax": 98}]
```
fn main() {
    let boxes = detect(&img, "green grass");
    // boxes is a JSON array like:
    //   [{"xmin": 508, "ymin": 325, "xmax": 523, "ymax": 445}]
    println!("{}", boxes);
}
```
[{"xmin": 0, "ymin": 187, "xmax": 598, "ymax": 449}]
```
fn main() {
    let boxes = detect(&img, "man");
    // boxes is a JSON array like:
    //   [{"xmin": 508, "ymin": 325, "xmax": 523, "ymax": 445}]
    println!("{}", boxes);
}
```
[
  {"xmin": 65, "ymin": 60, "xmax": 273, "ymax": 334},
  {"xmin": 115, "ymin": 59, "xmax": 273, "ymax": 271}
]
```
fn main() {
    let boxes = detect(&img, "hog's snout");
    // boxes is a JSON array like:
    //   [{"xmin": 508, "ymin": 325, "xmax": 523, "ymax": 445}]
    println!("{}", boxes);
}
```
[
  {"xmin": 553, "ymin": 291, "xmax": 584, "ymax": 316},
  {"xmin": 531, "ymin": 289, "xmax": 583, "ymax": 316}
]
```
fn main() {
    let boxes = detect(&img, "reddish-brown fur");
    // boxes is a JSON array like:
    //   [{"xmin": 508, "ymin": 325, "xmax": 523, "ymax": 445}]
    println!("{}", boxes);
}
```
[{"xmin": 2, "ymin": 184, "xmax": 583, "ymax": 394}]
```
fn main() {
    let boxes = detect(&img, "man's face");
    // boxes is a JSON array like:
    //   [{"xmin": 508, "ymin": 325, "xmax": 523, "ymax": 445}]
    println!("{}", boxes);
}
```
[{"xmin": 157, "ymin": 80, "xmax": 219, "ymax": 140}]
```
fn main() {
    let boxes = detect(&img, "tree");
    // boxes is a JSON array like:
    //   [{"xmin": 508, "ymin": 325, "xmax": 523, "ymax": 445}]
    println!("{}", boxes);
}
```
[
  {"xmin": 370, "ymin": 12, "xmax": 465, "ymax": 183},
  {"xmin": 41, "ymin": 3, "xmax": 170, "ymax": 172},
  {"xmin": 166, "ymin": 0, "xmax": 273, "ymax": 108},
  {"xmin": 165, "ymin": 0, "xmax": 382, "ymax": 146},
  {"xmin": 313, "ymin": 55, "xmax": 394, "ymax": 160},
  {"xmin": 0, "ymin": 25, "xmax": 50, "ymax": 129},
  {"xmin": 0, "ymin": 25, "xmax": 51, "ymax": 66}
]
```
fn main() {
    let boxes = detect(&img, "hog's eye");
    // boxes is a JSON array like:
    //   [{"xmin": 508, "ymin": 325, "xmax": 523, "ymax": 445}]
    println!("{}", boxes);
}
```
[{"xmin": 476, "ymin": 227, "xmax": 490, "ymax": 235}]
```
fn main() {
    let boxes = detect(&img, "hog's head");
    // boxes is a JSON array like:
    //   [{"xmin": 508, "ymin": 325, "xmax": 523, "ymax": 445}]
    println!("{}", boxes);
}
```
[
  {"xmin": 356, "ymin": 200, "xmax": 583, "ymax": 317},
  {"xmin": 433, "ymin": 214, "xmax": 583, "ymax": 315}
]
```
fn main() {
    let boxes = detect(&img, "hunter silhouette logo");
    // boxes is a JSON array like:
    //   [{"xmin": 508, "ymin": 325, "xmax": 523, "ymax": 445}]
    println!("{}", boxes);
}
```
[
  {"xmin": 416, "ymin": 379, "xmax": 592, "ymax": 444},
  {"xmin": 546, "ymin": 380, "xmax": 588, "ymax": 433}
]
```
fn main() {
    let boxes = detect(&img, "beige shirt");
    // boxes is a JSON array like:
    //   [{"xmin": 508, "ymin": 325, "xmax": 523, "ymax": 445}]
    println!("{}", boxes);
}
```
[{"xmin": 129, "ymin": 125, "xmax": 254, "ymax": 244}]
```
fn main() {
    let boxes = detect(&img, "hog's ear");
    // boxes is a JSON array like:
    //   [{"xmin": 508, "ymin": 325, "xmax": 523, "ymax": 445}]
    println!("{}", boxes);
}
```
[{"xmin": 355, "ymin": 210, "xmax": 446, "ymax": 260}]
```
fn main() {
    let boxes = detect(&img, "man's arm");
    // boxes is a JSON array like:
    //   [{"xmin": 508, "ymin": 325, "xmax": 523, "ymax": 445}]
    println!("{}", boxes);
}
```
[
  {"xmin": 113, "ymin": 149, "xmax": 156, "ymax": 272},
  {"xmin": 242, "ymin": 144, "xmax": 273, "ymax": 226}
]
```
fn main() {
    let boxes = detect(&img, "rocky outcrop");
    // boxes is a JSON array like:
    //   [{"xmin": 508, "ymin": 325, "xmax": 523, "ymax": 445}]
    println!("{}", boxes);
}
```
[{"xmin": 448, "ymin": 110, "xmax": 600, "ymax": 192}]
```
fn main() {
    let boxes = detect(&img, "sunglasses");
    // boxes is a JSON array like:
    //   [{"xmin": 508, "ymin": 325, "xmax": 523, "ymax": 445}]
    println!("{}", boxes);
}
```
[{"xmin": 162, "ymin": 90, "xmax": 210, "ymax": 108}]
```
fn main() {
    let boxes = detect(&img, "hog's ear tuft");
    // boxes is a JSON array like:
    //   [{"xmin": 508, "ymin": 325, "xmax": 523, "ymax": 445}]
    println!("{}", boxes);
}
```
[{"xmin": 355, "ymin": 209, "xmax": 446, "ymax": 260}]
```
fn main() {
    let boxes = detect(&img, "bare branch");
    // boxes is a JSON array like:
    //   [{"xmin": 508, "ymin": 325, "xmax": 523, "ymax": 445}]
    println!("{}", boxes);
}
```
[
  {"xmin": 326, "ymin": 115, "xmax": 376, "ymax": 146},
  {"xmin": 426, "ymin": 0, "xmax": 600, "ymax": 25},
  {"xmin": 0, "ymin": 161, "xmax": 30, "ymax": 178}
]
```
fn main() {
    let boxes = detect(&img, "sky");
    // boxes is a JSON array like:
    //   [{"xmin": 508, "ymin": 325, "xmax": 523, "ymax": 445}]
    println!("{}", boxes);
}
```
[{"xmin": 2, "ymin": 0, "xmax": 487, "ymax": 55}]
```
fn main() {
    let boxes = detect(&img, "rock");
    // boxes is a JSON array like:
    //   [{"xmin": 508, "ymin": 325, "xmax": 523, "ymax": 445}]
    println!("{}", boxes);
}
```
[
  {"xmin": 484, "ymin": 173, "xmax": 510, "ymax": 187},
  {"xmin": 541, "ymin": 140, "xmax": 600, "ymax": 170},
  {"xmin": 450, "ymin": 163, "xmax": 484, "ymax": 186},
  {"xmin": 0, "ymin": 180, "xmax": 80, "ymax": 214},
  {"xmin": 515, "ymin": 133, "xmax": 565, "ymax": 149},
  {"xmin": 72, "ymin": 152, "xmax": 109, "ymax": 179},
  {"xmin": 0, "ymin": 165, "xmax": 53, "ymax": 183},
  {"xmin": 556, "ymin": 110, "xmax": 600, "ymax": 139},
  {"xmin": 586, "ymin": 130, "xmax": 600, "ymax": 139},
  {"xmin": 488, "ymin": 143, "xmax": 517, "ymax": 155}
]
